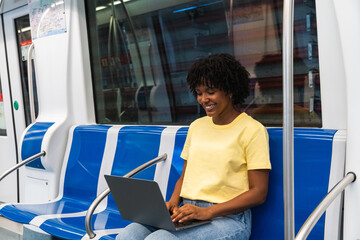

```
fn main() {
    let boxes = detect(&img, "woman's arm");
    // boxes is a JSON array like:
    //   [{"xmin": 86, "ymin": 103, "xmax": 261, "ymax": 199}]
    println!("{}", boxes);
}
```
[
  {"xmin": 171, "ymin": 169, "xmax": 269, "ymax": 222},
  {"xmin": 166, "ymin": 160, "xmax": 187, "ymax": 213}
]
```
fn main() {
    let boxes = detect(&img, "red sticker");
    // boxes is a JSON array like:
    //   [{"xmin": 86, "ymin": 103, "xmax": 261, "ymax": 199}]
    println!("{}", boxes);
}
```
[{"xmin": 21, "ymin": 40, "xmax": 32, "ymax": 47}]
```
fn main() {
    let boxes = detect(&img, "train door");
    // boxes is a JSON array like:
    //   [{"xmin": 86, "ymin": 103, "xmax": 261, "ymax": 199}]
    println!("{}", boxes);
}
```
[{"xmin": 0, "ymin": 5, "xmax": 38, "ymax": 202}]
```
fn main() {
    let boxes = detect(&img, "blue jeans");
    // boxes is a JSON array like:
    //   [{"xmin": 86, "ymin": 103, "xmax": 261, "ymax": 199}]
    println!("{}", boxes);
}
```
[{"xmin": 115, "ymin": 199, "xmax": 251, "ymax": 240}]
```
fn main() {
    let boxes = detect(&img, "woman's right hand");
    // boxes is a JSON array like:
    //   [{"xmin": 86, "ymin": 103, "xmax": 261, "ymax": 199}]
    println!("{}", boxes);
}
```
[
  {"xmin": 166, "ymin": 161, "xmax": 186, "ymax": 216},
  {"xmin": 166, "ymin": 201, "xmax": 179, "ymax": 215}
]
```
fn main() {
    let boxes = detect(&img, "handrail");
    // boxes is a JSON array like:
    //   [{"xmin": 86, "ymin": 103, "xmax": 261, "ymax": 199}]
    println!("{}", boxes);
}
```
[
  {"xmin": 85, "ymin": 153, "xmax": 167, "ymax": 239},
  {"xmin": 0, "ymin": 151, "xmax": 46, "ymax": 182},
  {"xmin": 282, "ymin": 0, "xmax": 295, "ymax": 239},
  {"xmin": 148, "ymin": 43, "xmax": 156, "ymax": 86},
  {"xmin": 27, "ymin": 43, "xmax": 36, "ymax": 123},
  {"xmin": 295, "ymin": 172, "xmax": 356, "ymax": 240},
  {"xmin": 113, "ymin": 13, "xmax": 132, "ymax": 86}
]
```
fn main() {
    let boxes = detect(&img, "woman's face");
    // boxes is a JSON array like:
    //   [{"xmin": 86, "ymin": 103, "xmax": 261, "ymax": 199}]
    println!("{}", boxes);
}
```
[{"xmin": 195, "ymin": 85, "xmax": 235, "ymax": 123}]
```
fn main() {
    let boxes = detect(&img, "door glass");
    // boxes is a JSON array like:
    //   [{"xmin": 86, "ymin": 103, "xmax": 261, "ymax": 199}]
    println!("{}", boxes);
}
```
[
  {"xmin": 0, "ymin": 82, "xmax": 6, "ymax": 135},
  {"xmin": 86, "ymin": 0, "xmax": 322, "ymax": 127},
  {"xmin": 15, "ymin": 15, "xmax": 38, "ymax": 126}
]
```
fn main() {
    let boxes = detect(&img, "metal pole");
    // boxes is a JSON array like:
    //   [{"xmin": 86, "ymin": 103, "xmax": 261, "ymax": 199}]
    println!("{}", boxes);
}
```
[{"xmin": 283, "ymin": 0, "xmax": 295, "ymax": 239}]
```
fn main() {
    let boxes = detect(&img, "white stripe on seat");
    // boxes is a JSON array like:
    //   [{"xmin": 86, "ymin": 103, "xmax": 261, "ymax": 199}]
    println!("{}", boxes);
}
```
[
  {"xmin": 81, "ymin": 228, "xmax": 124, "ymax": 240},
  {"xmin": 30, "ymin": 210, "xmax": 88, "ymax": 227},
  {"xmin": 0, "ymin": 203, "xmax": 10, "ymax": 211},
  {"xmin": 324, "ymin": 130, "xmax": 346, "ymax": 240},
  {"xmin": 154, "ymin": 126, "xmax": 181, "ymax": 199}
]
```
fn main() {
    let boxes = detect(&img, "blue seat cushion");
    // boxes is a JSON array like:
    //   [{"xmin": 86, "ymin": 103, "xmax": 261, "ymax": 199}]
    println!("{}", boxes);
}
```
[
  {"xmin": 0, "ymin": 125, "xmax": 111, "ymax": 224},
  {"xmin": 250, "ymin": 128, "xmax": 337, "ymax": 240}
]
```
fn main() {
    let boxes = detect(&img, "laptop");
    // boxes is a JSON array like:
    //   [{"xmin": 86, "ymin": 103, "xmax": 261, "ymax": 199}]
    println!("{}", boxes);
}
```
[{"xmin": 105, "ymin": 175, "xmax": 211, "ymax": 231}]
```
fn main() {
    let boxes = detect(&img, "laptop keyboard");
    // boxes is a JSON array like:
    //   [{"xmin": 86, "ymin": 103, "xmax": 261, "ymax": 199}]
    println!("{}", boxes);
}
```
[{"xmin": 174, "ymin": 220, "xmax": 200, "ymax": 228}]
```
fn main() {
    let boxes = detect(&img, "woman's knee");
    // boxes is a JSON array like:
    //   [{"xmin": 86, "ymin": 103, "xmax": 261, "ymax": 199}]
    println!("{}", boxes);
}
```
[
  {"xmin": 145, "ymin": 229, "xmax": 179, "ymax": 240},
  {"xmin": 116, "ymin": 223, "xmax": 152, "ymax": 240},
  {"xmin": 115, "ymin": 228, "xmax": 131, "ymax": 240}
]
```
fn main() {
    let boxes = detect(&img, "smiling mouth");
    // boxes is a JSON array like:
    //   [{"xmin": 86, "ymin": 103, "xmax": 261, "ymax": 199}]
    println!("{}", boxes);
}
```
[{"xmin": 204, "ymin": 104, "xmax": 215, "ymax": 111}]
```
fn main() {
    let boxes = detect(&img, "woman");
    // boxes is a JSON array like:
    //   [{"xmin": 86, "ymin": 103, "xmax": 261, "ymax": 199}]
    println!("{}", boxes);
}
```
[{"xmin": 116, "ymin": 53, "xmax": 271, "ymax": 240}]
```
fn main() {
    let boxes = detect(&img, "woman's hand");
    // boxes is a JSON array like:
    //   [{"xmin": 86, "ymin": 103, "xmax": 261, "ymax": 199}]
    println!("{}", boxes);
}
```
[
  {"xmin": 166, "ymin": 201, "xmax": 179, "ymax": 214},
  {"xmin": 171, "ymin": 204, "xmax": 213, "ymax": 223},
  {"xmin": 166, "ymin": 161, "xmax": 187, "ymax": 215}
]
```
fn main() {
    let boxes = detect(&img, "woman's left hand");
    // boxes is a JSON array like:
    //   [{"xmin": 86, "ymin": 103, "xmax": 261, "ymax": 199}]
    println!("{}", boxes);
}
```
[{"xmin": 171, "ymin": 204, "xmax": 213, "ymax": 223}]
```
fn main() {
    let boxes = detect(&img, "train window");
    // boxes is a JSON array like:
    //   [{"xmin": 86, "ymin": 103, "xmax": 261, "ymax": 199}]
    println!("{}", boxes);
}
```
[
  {"xmin": 85, "ymin": 0, "xmax": 321, "ymax": 127},
  {"xmin": 0, "ymin": 83, "xmax": 6, "ymax": 135}
]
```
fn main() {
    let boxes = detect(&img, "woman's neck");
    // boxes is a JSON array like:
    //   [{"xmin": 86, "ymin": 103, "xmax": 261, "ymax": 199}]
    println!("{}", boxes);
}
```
[{"xmin": 212, "ymin": 109, "xmax": 241, "ymax": 125}]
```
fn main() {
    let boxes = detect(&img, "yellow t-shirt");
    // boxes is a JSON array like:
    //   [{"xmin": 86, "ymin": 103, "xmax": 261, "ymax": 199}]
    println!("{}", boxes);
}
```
[{"xmin": 180, "ymin": 112, "xmax": 271, "ymax": 204}]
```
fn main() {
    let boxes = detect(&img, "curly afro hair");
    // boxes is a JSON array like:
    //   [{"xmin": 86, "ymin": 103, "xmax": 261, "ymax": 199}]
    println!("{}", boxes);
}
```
[{"xmin": 186, "ymin": 53, "xmax": 250, "ymax": 105}]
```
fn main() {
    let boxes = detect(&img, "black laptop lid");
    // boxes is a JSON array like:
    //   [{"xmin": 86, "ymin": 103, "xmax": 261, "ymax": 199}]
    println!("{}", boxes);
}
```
[{"xmin": 105, "ymin": 175, "xmax": 176, "ymax": 231}]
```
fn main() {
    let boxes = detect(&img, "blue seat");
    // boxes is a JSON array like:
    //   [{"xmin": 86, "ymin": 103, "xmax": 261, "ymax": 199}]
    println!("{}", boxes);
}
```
[
  {"xmin": 0, "ymin": 125, "xmax": 111, "ymax": 224},
  {"xmin": 38, "ymin": 126, "xmax": 188, "ymax": 240},
  {"xmin": 0, "ymin": 125, "xmax": 338, "ymax": 240},
  {"xmin": 251, "ymin": 128, "xmax": 337, "ymax": 240},
  {"xmin": 21, "ymin": 122, "xmax": 55, "ymax": 169}
]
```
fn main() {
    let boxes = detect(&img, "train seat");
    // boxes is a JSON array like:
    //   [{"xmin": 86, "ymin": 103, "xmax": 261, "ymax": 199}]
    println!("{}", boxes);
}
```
[
  {"xmin": 251, "ymin": 128, "xmax": 338, "ymax": 240},
  {"xmin": 0, "ymin": 124, "xmax": 186, "ymax": 239},
  {"xmin": 0, "ymin": 125, "xmax": 340, "ymax": 240},
  {"xmin": 34, "ymin": 125, "xmax": 185, "ymax": 239},
  {"xmin": 0, "ymin": 124, "xmax": 112, "ymax": 224},
  {"xmin": 36, "ymin": 126, "xmax": 187, "ymax": 240},
  {"xmin": 21, "ymin": 122, "xmax": 55, "ymax": 169}
]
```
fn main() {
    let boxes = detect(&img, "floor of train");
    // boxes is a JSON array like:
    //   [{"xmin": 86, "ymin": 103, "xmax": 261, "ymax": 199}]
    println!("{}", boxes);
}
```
[{"xmin": 0, "ymin": 216, "xmax": 23, "ymax": 239}]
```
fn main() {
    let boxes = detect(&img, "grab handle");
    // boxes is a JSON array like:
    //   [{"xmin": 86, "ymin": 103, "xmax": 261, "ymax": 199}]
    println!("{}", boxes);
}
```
[
  {"xmin": 85, "ymin": 153, "xmax": 167, "ymax": 239},
  {"xmin": 0, "ymin": 151, "xmax": 46, "ymax": 182},
  {"xmin": 27, "ymin": 43, "xmax": 36, "ymax": 123}
]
